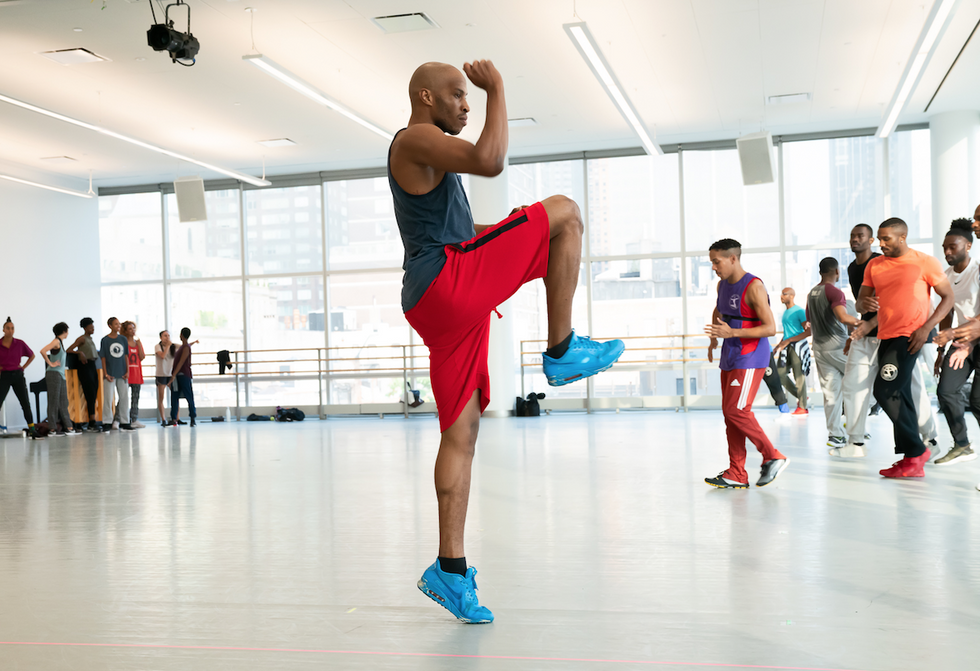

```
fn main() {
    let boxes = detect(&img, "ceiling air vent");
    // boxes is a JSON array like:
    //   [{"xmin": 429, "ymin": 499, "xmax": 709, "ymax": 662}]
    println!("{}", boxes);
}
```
[
  {"xmin": 41, "ymin": 48, "xmax": 110, "ymax": 65},
  {"xmin": 371, "ymin": 13, "xmax": 439, "ymax": 34}
]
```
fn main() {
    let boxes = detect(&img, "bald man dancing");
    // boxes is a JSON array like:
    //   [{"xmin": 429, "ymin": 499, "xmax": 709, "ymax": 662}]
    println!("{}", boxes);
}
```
[{"xmin": 389, "ymin": 60, "xmax": 624, "ymax": 623}]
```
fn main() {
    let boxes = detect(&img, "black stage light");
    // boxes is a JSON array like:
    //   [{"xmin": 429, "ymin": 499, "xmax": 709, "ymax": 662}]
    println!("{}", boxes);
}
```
[{"xmin": 146, "ymin": 1, "xmax": 199, "ymax": 65}]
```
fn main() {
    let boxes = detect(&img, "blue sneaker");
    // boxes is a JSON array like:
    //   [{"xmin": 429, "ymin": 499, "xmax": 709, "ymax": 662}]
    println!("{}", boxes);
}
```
[
  {"xmin": 778, "ymin": 403, "xmax": 790, "ymax": 413},
  {"xmin": 542, "ymin": 331, "xmax": 625, "ymax": 387},
  {"xmin": 417, "ymin": 561, "xmax": 493, "ymax": 623}
]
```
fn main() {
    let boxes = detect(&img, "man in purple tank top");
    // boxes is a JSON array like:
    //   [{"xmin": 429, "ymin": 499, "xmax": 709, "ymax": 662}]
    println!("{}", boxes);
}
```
[{"xmin": 704, "ymin": 239, "xmax": 789, "ymax": 488}]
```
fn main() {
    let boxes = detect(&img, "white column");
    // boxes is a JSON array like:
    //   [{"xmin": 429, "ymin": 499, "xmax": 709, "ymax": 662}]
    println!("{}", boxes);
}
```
[
  {"xmin": 930, "ymin": 111, "xmax": 980, "ymax": 256},
  {"xmin": 467, "ymin": 165, "xmax": 517, "ymax": 417}
]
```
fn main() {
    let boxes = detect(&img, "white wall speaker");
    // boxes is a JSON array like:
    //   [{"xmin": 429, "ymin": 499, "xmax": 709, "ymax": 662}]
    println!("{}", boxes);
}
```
[
  {"xmin": 735, "ymin": 132, "xmax": 775, "ymax": 186},
  {"xmin": 173, "ymin": 176, "xmax": 208, "ymax": 222}
]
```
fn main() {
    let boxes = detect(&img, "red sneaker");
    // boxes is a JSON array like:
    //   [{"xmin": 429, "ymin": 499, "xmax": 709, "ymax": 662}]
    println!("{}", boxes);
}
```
[
  {"xmin": 911, "ymin": 448, "xmax": 932, "ymax": 466},
  {"xmin": 880, "ymin": 458, "xmax": 925, "ymax": 478},
  {"xmin": 791, "ymin": 406, "xmax": 808, "ymax": 416}
]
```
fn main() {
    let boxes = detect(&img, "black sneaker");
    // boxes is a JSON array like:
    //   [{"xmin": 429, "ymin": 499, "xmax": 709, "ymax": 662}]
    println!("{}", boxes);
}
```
[
  {"xmin": 86, "ymin": 422, "xmax": 99, "ymax": 432},
  {"xmin": 189, "ymin": 418, "xmax": 196, "ymax": 427},
  {"xmin": 120, "ymin": 424, "xmax": 136, "ymax": 433},
  {"xmin": 28, "ymin": 428, "xmax": 45, "ymax": 441},
  {"xmin": 177, "ymin": 419, "xmax": 187, "ymax": 425},
  {"xmin": 705, "ymin": 472, "xmax": 749, "ymax": 489},
  {"xmin": 757, "ymin": 458, "xmax": 790, "ymax": 487}
]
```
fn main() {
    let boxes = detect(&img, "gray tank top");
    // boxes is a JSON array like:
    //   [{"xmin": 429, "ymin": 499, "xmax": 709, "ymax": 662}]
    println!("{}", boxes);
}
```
[
  {"xmin": 79, "ymin": 335, "xmax": 97, "ymax": 360},
  {"xmin": 387, "ymin": 129, "xmax": 476, "ymax": 312}
]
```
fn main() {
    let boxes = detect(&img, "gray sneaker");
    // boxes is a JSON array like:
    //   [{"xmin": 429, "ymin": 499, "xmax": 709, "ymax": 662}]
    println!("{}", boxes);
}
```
[
  {"xmin": 757, "ymin": 458, "xmax": 790, "ymax": 487},
  {"xmin": 934, "ymin": 445, "xmax": 977, "ymax": 466},
  {"xmin": 827, "ymin": 436, "xmax": 846, "ymax": 448}
]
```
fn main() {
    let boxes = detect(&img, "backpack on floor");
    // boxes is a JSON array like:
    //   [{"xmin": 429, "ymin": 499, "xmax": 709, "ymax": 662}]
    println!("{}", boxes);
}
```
[
  {"xmin": 515, "ymin": 393, "xmax": 545, "ymax": 417},
  {"xmin": 275, "ymin": 407, "xmax": 305, "ymax": 422}
]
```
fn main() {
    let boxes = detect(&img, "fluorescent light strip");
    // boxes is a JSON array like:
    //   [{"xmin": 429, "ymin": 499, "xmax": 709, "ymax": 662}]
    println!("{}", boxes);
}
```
[
  {"xmin": 0, "ymin": 93, "xmax": 270, "ymax": 186},
  {"xmin": 877, "ymin": 0, "xmax": 958, "ymax": 138},
  {"xmin": 0, "ymin": 173, "xmax": 93, "ymax": 198},
  {"xmin": 243, "ymin": 55, "xmax": 393, "ymax": 141},
  {"xmin": 564, "ymin": 22, "xmax": 661, "ymax": 156}
]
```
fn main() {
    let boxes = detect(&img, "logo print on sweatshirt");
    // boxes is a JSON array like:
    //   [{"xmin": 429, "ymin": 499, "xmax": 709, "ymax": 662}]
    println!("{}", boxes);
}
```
[
  {"xmin": 109, "ymin": 342, "xmax": 126, "ymax": 358},
  {"xmin": 880, "ymin": 363, "xmax": 898, "ymax": 382},
  {"xmin": 729, "ymin": 295, "xmax": 740, "ymax": 311}
]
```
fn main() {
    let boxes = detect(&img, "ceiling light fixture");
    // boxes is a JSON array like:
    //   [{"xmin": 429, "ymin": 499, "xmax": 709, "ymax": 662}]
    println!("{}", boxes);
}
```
[
  {"xmin": 0, "ymin": 173, "xmax": 93, "ymax": 198},
  {"xmin": 41, "ymin": 48, "xmax": 109, "ymax": 65},
  {"xmin": 563, "ymin": 22, "xmax": 661, "ymax": 156},
  {"xmin": 876, "ymin": 0, "xmax": 958, "ymax": 138},
  {"xmin": 0, "ymin": 92, "xmax": 271, "ymax": 186},
  {"xmin": 243, "ymin": 54, "xmax": 393, "ymax": 141},
  {"xmin": 371, "ymin": 12, "xmax": 439, "ymax": 33},
  {"xmin": 257, "ymin": 138, "xmax": 296, "ymax": 147},
  {"xmin": 767, "ymin": 93, "xmax": 811, "ymax": 105}
]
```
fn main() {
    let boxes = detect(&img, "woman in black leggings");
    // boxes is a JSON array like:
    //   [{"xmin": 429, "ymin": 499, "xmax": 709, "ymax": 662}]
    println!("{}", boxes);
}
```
[
  {"xmin": 0, "ymin": 317, "xmax": 41, "ymax": 439},
  {"xmin": 67, "ymin": 317, "xmax": 100, "ymax": 430}
]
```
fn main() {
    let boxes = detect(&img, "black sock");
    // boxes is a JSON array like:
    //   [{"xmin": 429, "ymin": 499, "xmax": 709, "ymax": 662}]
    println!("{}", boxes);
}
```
[
  {"xmin": 544, "ymin": 332, "xmax": 574, "ymax": 359},
  {"xmin": 438, "ymin": 556, "xmax": 467, "ymax": 576}
]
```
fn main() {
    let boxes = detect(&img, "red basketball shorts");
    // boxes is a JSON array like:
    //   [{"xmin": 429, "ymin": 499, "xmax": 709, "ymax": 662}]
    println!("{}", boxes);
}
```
[{"xmin": 405, "ymin": 202, "xmax": 551, "ymax": 432}]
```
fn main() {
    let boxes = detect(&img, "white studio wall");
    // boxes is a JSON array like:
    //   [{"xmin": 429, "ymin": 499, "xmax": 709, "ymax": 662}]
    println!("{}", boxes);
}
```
[
  {"xmin": 930, "ymin": 111, "xmax": 980, "ymax": 257},
  {"xmin": 0, "ymin": 179, "xmax": 101, "ymax": 429}
]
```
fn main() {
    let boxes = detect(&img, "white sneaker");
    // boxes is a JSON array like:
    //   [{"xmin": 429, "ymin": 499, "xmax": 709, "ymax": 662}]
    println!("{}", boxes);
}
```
[
  {"xmin": 829, "ymin": 442, "xmax": 866, "ymax": 458},
  {"xmin": 133, "ymin": 420, "xmax": 146, "ymax": 429},
  {"xmin": 111, "ymin": 420, "xmax": 120, "ymax": 430}
]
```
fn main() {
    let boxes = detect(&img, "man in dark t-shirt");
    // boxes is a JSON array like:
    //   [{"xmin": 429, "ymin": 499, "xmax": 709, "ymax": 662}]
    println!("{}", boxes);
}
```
[
  {"xmin": 808, "ymin": 258, "xmax": 860, "ymax": 449},
  {"xmin": 388, "ymin": 60, "xmax": 624, "ymax": 623}
]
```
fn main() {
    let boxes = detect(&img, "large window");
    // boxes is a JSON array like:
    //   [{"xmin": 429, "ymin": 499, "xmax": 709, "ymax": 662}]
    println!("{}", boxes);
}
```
[
  {"xmin": 683, "ymin": 149, "xmax": 779, "ymax": 251},
  {"xmin": 167, "ymin": 189, "xmax": 242, "ymax": 279},
  {"xmin": 246, "ymin": 185, "xmax": 323, "ymax": 275},
  {"xmin": 98, "ymin": 128, "xmax": 937, "ymax": 411},
  {"xmin": 99, "ymin": 193, "xmax": 163, "ymax": 282},
  {"xmin": 784, "ymin": 136, "xmax": 878, "ymax": 246}
]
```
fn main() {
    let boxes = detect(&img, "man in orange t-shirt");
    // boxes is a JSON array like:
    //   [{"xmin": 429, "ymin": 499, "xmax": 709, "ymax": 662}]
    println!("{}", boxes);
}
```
[{"xmin": 852, "ymin": 218, "xmax": 954, "ymax": 478}]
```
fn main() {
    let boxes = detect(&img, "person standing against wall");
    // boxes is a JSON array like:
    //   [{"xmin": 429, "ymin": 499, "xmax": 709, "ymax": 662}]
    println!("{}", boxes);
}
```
[
  {"xmin": 0, "ymin": 317, "xmax": 42, "ymax": 439},
  {"xmin": 67, "ymin": 317, "xmax": 100, "ymax": 431},
  {"xmin": 100, "ymin": 317, "xmax": 135, "ymax": 433},
  {"xmin": 40, "ymin": 322, "xmax": 78, "ymax": 436},
  {"xmin": 123, "ymin": 321, "xmax": 146, "ymax": 428}
]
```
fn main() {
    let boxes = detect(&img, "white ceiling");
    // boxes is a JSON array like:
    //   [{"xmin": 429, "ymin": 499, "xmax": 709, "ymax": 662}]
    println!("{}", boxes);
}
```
[{"xmin": 0, "ymin": 0, "xmax": 978, "ymax": 189}]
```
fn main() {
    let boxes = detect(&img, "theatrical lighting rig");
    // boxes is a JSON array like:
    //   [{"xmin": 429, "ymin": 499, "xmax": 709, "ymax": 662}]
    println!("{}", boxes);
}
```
[{"xmin": 147, "ymin": 0, "xmax": 200, "ymax": 66}]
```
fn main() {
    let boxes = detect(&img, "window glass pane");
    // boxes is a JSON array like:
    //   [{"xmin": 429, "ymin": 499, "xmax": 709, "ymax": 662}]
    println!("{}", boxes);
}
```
[
  {"xmin": 100, "ymin": 282, "xmax": 166, "ymax": 346},
  {"xmin": 588, "ymin": 154, "xmax": 680, "ymax": 256},
  {"xmin": 99, "ymin": 193, "xmax": 163, "ymax": 282},
  {"xmin": 784, "ymin": 136, "xmax": 878, "ymax": 246},
  {"xmin": 786, "ymin": 248, "xmax": 854, "ymax": 304},
  {"xmin": 507, "ymin": 161, "xmax": 588, "ymax": 400},
  {"xmin": 508, "ymin": 159, "xmax": 584, "ymax": 208},
  {"xmin": 327, "ymin": 272, "xmax": 415, "ymax": 404},
  {"xmin": 168, "ymin": 280, "xmax": 244, "ymax": 355},
  {"xmin": 590, "ymin": 258, "xmax": 684, "ymax": 399},
  {"xmin": 246, "ymin": 276, "xmax": 325, "ymax": 407},
  {"xmin": 683, "ymin": 149, "xmax": 779, "ymax": 251},
  {"xmin": 245, "ymin": 185, "xmax": 323, "ymax": 274},
  {"xmin": 326, "ymin": 178, "xmax": 402, "ymax": 270},
  {"xmin": 889, "ymin": 129, "xmax": 932, "ymax": 239},
  {"xmin": 167, "ymin": 189, "xmax": 242, "ymax": 278}
]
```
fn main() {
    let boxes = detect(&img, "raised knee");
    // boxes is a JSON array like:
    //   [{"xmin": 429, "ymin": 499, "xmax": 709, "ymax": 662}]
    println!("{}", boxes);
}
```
[{"xmin": 545, "ymin": 194, "xmax": 583, "ymax": 235}]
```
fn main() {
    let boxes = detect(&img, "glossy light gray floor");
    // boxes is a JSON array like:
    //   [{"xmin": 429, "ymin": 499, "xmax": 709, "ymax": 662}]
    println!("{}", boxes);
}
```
[{"xmin": 2, "ymin": 409, "xmax": 980, "ymax": 670}]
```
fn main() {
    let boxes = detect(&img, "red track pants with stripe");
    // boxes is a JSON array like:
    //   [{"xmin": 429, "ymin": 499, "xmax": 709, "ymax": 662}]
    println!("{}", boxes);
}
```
[{"xmin": 721, "ymin": 368, "xmax": 785, "ymax": 484}]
